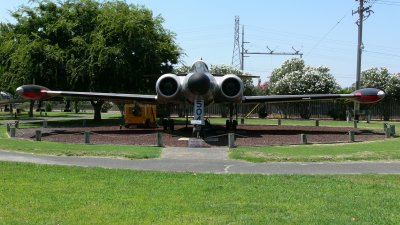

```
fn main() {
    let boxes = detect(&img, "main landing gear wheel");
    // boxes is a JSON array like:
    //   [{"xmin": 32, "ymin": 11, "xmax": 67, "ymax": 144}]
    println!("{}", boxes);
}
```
[
  {"xmin": 226, "ymin": 119, "xmax": 237, "ymax": 132},
  {"xmin": 162, "ymin": 118, "xmax": 175, "ymax": 131}
]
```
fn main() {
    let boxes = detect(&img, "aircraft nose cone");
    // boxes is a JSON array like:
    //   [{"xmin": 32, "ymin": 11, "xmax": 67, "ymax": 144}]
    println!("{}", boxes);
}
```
[
  {"xmin": 16, "ymin": 86, "xmax": 24, "ymax": 95},
  {"xmin": 377, "ymin": 90, "xmax": 385, "ymax": 99},
  {"xmin": 188, "ymin": 72, "xmax": 210, "ymax": 95}
]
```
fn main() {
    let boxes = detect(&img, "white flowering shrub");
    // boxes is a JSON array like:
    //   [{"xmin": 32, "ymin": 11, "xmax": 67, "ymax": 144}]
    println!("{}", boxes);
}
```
[
  {"xmin": 269, "ymin": 58, "xmax": 340, "ymax": 119},
  {"xmin": 361, "ymin": 67, "xmax": 390, "ymax": 90},
  {"xmin": 361, "ymin": 67, "xmax": 400, "ymax": 120},
  {"xmin": 173, "ymin": 65, "xmax": 191, "ymax": 74},
  {"xmin": 270, "ymin": 58, "xmax": 339, "ymax": 95}
]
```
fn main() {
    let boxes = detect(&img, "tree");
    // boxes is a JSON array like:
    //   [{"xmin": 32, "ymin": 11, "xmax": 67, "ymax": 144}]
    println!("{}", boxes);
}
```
[
  {"xmin": 361, "ymin": 67, "xmax": 400, "ymax": 120},
  {"xmin": 269, "ymin": 58, "xmax": 340, "ymax": 119},
  {"xmin": 0, "ymin": 0, "xmax": 181, "ymax": 121}
]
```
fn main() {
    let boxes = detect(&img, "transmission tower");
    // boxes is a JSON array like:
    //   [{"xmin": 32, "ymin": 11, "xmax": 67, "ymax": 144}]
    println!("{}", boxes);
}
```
[{"xmin": 231, "ymin": 16, "xmax": 241, "ymax": 68}]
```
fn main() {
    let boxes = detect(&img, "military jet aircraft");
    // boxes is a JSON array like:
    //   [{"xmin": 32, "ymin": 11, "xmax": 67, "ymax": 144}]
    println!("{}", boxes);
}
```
[
  {"xmin": 16, "ymin": 60, "xmax": 385, "ymax": 137},
  {"xmin": 0, "ymin": 91, "xmax": 25, "ymax": 107}
]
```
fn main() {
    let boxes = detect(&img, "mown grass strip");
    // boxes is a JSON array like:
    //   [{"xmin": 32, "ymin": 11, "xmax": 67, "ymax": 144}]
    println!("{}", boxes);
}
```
[
  {"xmin": 231, "ymin": 138, "xmax": 400, "ymax": 162},
  {"xmin": 0, "ymin": 126, "xmax": 160, "ymax": 159},
  {"xmin": 1, "ymin": 161, "xmax": 399, "ymax": 224}
]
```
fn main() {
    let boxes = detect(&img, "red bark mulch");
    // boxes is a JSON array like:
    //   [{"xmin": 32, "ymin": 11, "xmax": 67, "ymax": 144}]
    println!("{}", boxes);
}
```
[{"xmin": 15, "ymin": 124, "xmax": 385, "ymax": 147}]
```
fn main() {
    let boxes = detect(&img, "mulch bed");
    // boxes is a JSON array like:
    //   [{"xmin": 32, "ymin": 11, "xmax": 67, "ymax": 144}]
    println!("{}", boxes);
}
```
[{"xmin": 15, "ymin": 124, "xmax": 385, "ymax": 147}]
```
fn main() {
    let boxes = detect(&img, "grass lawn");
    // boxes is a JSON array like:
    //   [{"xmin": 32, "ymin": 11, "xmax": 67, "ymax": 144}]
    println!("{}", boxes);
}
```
[
  {"xmin": 176, "ymin": 117, "xmax": 399, "ymax": 130},
  {"xmin": 0, "ymin": 112, "xmax": 160, "ymax": 159},
  {"xmin": 231, "ymin": 138, "xmax": 400, "ymax": 162},
  {"xmin": 0, "ymin": 124, "xmax": 161, "ymax": 159},
  {"xmin": 1, "ymin": 161, "xmax": 399, "ymax": 224}
]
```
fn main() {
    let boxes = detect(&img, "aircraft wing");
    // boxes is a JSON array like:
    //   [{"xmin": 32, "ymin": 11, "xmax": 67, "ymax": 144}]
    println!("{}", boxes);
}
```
[
  {"xmin": 242, "ymin": 88, "xmax": 385, "ymax": 104},
  {"xmin": 0, "ymin": 98, "xmax": 26, "ymax": 106},
  {"xmin": 16, "ymin": 85, "xmax": 157, "ymax": 103}
]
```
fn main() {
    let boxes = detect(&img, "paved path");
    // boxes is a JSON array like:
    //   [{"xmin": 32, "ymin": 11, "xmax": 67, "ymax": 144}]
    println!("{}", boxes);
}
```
[
  {"xmin": 161, "ymin": 147, "xmax": 229, "ymax": 160},
  {"xmin": 1, "ymin": 149, "xmax": 400, "ymax": 174}
]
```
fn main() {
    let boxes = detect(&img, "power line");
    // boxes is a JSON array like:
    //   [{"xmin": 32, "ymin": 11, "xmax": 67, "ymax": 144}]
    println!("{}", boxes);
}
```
[
  {"xmin": 305, "ymin": 13, "xmax": 348, "ymax": 57},
  {"xmin": 364, "ymin": 50, "xmax": 400, "ymax": 58},
  {"xmin": 374, "ymin": 0, "xmax": 400, "ymax": 6}
]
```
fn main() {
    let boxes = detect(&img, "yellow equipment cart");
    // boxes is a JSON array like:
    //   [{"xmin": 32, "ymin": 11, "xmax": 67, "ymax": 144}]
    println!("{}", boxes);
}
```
[{"xmin": 124, "ymin": 103, "xmax": 157, "ymax": 128}]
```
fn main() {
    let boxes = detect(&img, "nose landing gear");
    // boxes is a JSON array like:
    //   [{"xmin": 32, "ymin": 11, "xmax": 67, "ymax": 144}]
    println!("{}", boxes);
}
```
[
  {"xmin": 162, "ymin": 118, "xmax": 175, "ymax": 131},
  {"xmin": 192, "ymin": 118, "xmax": 214, "ymax": 138}
]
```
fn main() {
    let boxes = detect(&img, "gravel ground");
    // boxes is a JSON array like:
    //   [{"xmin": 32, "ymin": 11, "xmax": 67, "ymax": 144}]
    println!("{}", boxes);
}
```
[{"xmin": 15, "ymin": 124, "xmax": 385, "ymax": 147}]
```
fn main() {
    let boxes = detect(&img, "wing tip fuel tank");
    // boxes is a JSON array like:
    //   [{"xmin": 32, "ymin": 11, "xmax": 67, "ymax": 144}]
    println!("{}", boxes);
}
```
[
  {"xmin": 16, "ymin": 85, "xmax": 52, "ymax": 100},
  {"xmin": 353, "ymin": 88, "xmax": 385, "ymax": 103}
]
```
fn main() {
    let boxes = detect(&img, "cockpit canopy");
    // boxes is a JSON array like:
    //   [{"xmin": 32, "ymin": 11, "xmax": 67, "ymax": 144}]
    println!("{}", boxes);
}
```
[
  {"xmin": 0, "ymin": 91, "xmax": 12, "ymax": 99},
  {"xmin": 190, "ymin": 60, "xmax": 209, "ymax": 73}
]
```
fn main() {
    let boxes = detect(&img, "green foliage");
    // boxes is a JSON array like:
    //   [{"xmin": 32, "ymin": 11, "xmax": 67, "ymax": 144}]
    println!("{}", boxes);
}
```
[
  {"xmin": 0, "ymin": 0, "xmax": 182, "ymax": 120},
  {"xmin": 101, "ymin": 101, "xmax": 113, "ymax": 113}
]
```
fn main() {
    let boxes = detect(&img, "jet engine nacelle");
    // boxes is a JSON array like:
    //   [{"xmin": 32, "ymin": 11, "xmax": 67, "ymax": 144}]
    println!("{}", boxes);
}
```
[
  {"xmin": 216, "ymin": 74, "xmax": 244, "ymax": 102},
  {"xmin": 155, "ymin": 73, "xmax": 182, "ymax": 102}
]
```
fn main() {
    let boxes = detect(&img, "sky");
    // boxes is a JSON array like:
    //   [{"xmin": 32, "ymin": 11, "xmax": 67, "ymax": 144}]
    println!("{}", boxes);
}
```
[{"xmin": 1, "ymin": 0, "xmax": 399, "ymax": 87}]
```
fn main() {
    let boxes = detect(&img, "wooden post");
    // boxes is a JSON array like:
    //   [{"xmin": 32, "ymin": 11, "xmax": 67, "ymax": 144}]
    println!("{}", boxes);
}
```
[
  {"xmin": 346, "ymin": 110, "xmax": 351, "ymax": 123},
  {"xmin": 84, "ymin": 131, "xmax": 90, "ymax": 144},
  {"xmin": 315, "ymin": 120, "xmax": 319, "ymax": 127},
  {"xmin": 300, "ymin": 134, "xmax": 307, "ymax": 144},
  {"xmin": 277, "ymin": 119, "xmax": 282, "ymax": 126},
  {"xmin": 35, "ymin": 130, "xmax": 42, "ymax": 141},
  {"xmin": 228, "ymin": 133, "xmax": 235, "ymax": 148},
  {"xmin": 390, "ymin": 125, "xmax": 396, "ymax": 137},
  {"xmin": 349, "ymin": 131, "xmax": 355, "ymax": 142},
  {"xmin": 156, "ymin": 132, "xmax": 163, "ymax": 147},
  {"xmin": 10, "ymin": 127, "xmax": 16, "ymax": 138},
  {"xmin": 385, "ymin": 128, "xmax": 391, "ymax": 138}
]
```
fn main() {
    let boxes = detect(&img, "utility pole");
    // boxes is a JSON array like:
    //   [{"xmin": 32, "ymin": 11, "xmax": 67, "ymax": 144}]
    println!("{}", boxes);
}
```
[
  {"xmin": 353, "ymin": 0, "xmax": 373, "ymax": 120},
  {"xmin": 240, "ymin": 25, "xmax": 249, "ymax": 71}
]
